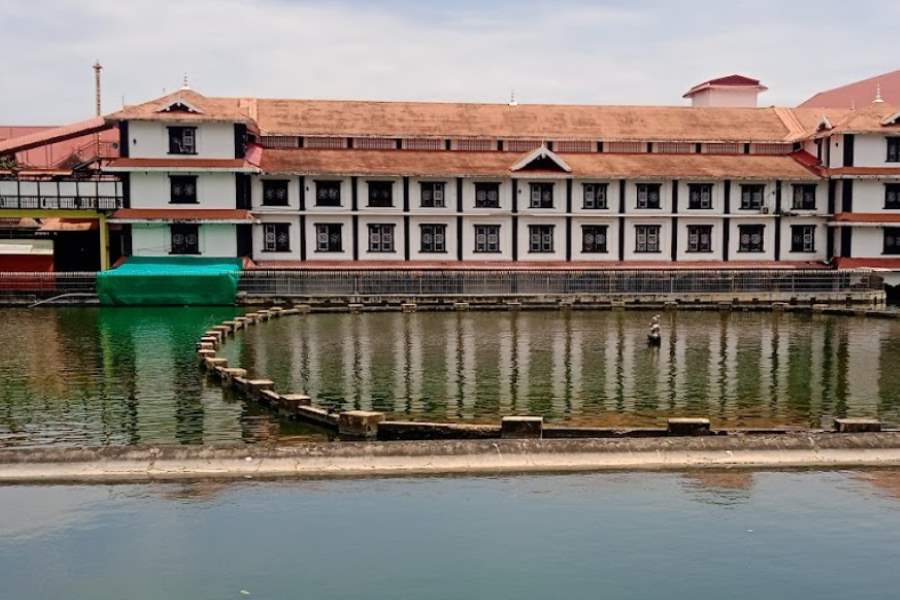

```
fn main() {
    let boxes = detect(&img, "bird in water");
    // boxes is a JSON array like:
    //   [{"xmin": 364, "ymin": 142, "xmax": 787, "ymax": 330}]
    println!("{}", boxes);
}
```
[{"xmin": 648, "ymin": 314, "xmax": 662, "ymax": 347}]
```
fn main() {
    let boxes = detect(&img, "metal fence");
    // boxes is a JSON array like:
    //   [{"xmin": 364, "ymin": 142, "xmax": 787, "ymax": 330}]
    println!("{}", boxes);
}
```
[
  {"xmin": 238, "ymin": 269, "xmax": 884, "ymax": 298},
  {"xmin": 0, "ymin": 269, "xmax": 884, "ymax": 305}
]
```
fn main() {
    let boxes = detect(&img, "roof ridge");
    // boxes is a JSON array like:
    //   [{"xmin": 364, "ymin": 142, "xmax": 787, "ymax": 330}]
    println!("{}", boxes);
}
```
[{"xmin": 773, "ymin": 107, "xmax": 806, "ymax": 141}]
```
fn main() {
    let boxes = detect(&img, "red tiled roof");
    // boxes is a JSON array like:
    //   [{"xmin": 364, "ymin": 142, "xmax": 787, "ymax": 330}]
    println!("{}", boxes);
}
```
[
  {"xmin": 105, "ymin": 89, "xmax": 256, "ymax": 125},
  {"xmin": 109, "ymin": 209, "xmax": 254, "ymax": 222},
  {"xmin": 105, "ymin": 158, "xmax": 252, "ymax": 170},
  {"xmin": 829, "ymin": 166, "xmax": 900, "ymax": 177},
  {"xmin": 831, "ymin": 213, "xmax": 900, "ymax": 223},
  {"xmin": 259, "ymin": 148, "xmax": 821, "ymax": 180},
  {"xmin": 683, "ymin": 74, "xmax": 768, "ymax": 98},
  {"xmin": 248, "ymin": 259, "xmax": 829, "ymax": 271},
  {"xmin": 818, "ymin": 101, "xmax": 900, "ymax": 135},
  {"xmin": 0, "ymin": 117, "xmax": 110, "ymax": 155},
  {"xmin": 834, "ymin": 257, "xmax": 900, "ymax": 269},
  {"xmin": 800, "ymin": 69, "xmax": 900, "ymax": 108}
]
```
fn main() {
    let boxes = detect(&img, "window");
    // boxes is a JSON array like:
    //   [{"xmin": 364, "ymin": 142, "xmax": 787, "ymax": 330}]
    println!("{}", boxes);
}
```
[
  {"xmin": 167, "ymin": 126, "xmax": 196, "ymax": 155},
  {"xmin": 474, "ymin": 225, "xmax": 501, "ymax": 253},
  {"xmin": 581, "ymin": 225, "xmax": 608, "ymax": 253},
  {"xmin": 686, "ymin": 225, "xmax": 713, "ymax": 253},
  {"xmin": 740, "ymin": 184, "xmax": 765, "ymax": 210},
  {"xmin": 885, "ymin": 184, "xmax": 900, "ymax": 209},
  {"xmin": 636, "ymin": 184, "xmax": 661, "ymax": 209},
  {"xmin": 263, "ymin": 223, "xmax": 291, "ymax": 253},
  {"xmin": 528, "ymin": 225, "xmax": 554, "ymax": 253},
  {"xmin": 885, "ymin": 228, "xmax": 900, "ymax": 255},
  {"xmin": 262, "ymin": 180, "xmax": 289, "ymax": 206},
  {"xmin": 367, "ymin": 181, "xmax": 393, "ymax": 207},
  {"xmin": 315, "ymin": 223, "xmax": 342, "ymax": 252},
  {"xmin": 688, "ymin": 184, "xmax": 713, "ymax": 209},
  {"xmin": 634, "ymin": 225, "xmax": 660, "ymax": 253},
  {"xmin": 887, "ymin": 137, "xmax": 900, "ymax": 162},
  {"xmin": 474, "ymin": 182, "xmax": 501, "ymax": 208},
  {"xmin": 738, "ymin": 224, "xmax": 765, "ymax": 253},
  {"xmin": 420, "ymin": 182, "xmax": 446, "ymax": 208},
  {"xmin": 315, "ymin": 181, "xmax": 341, "ymax": 207},
  {"xmin": 170, "ymin": 224, "xmax": 199, "ymax": 255},
  {"xmin": 529, "ymin": 182, "xmax": 554, "ymax": 208},
  {"xmin": 420, "ymin": 224, "xmax": 446, "ymax": 253},
  {"xmin": 790, "ymin": 225, "xmax": 816, "ymax": 253},
  {"xmin": 367, "ymin": 224, "xmax": 395, "ymax": 253},
  {"xmin": 582, "ymin": 183, "xmax": 608, "ymax": 209},
  {"xmin": 792, "ymin": 184, "xmax": 817, "ymax": 210},
  {"xmin": 169, "ymin": 175, "xmax": 197, "ymax": 204}
]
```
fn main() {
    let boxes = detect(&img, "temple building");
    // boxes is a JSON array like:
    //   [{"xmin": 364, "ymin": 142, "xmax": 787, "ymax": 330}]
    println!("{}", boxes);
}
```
[{"xmin": 3, "ymin": 73, "xmax": 900, "ymax": 279}]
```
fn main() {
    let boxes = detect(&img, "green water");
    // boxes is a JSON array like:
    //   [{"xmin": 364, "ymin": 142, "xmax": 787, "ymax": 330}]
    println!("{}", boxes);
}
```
[
  {"xmin": 2, "ymin": 307, "xmax": 900, "ymax": 447},
  {"xmin": 1, "ymin": 470, "xmax": 900, "ymax": 599}
]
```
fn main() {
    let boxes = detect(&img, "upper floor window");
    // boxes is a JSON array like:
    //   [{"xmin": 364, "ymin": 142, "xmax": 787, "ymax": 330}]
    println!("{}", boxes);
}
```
[
  {"xmin": 792, "ymin": 184, "xmax": 817, "ymax": 210},
  {"xmin": 529, "ymin": 182, "xmax": 554, "ymax": 209},
  {"xmin": 582, "ymin": 183, "xmax": 608, "ymax": 209},
  {"xmin": 688, "ymin": 184, "xmax": 713, "ymax": 209},
  {"xmin": 636, "ymin": 184, "xmax": 661, "ymax": 209},
  {"xmin": 262, "ymin": 180, "xmax": 289, "ymax": 206},
  {"xmin": 686, "ymin": 225, "xmax": 713, "ymax": 253},
  {"xmin": 790, "ymin": 225, "xmax": 816, "ymax": 253},
  {"xmin": 420, "ymin": 182, "xmax": 446, "ymax": 208},
  {"xmin": 315, "ymin": 223, "xmax": 343, "ymax": 252},
  {"xmin": 170, "ymin": 224, "xmax": 199, "ymax": 255},
  {"xmin": 169, "ymin": 175, "xmax": 197, "ymax": 204},
  {"xmin": 634, "ymin": 224, "xmax": 660, "ymax": 253},
  {"xmin": 420, "ymin": 224, "xmax": 447, "ymax": 253},
  {"xmin": 885, "ymin": 184, "xmax": 900, "ymax": 209},
  {"xmin": 738, "ymin": 224, "xmax": 765, "ymax": 253},
  {"xmin": 263, "ymin": 223, "xmax": 291, "ymax": 253},
  {"xmin": 368, "ymin": 181, "xmax": 393, "ymax": 207},
  {"xmin": 885, "ymin": 228, "xmax": 900, "ymax": 254},
  {"xmin": 367, "ymin": 224, "xmax": 395, "ymax": 253},
  {"xmin": 740, "ymin": 184, "xmax": 765, "ymax": 210},
  {"xmin": 167, "ymin": 126, "xmax": 196, "ymax": 155},
  {"xmin": 528, "ymin": 224, "xmax": 554, "ymax": 253},
  {"xmin": 315, "ymin": 181, "xmax": 341, "ymax": 207},
  {"xmin": 474, "ymin": 182, "xmax": 501, "ymax": 208},
  {"xmin": 474, "ymin": 225, "xmax": 501, "ymax": 253},
  {"xmin": 581, "ymin": 225, "xmax": 608, "ymax": 253},
  {"xmin": 887, "ymin": 137, "xmax": 900, "ymax": 162}
]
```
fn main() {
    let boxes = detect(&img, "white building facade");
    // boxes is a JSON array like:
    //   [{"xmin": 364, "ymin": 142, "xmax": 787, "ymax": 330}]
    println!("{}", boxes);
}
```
[{"xmin": 100, "ymin": 89, "xmax": 900, "ymax": 275}]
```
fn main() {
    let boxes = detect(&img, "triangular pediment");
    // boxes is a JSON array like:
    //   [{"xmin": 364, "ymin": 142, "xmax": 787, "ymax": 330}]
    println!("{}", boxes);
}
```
[
  {"xmin": 156, "ymin": 98, "xmax": 204, "ymax": 114},
  {"xmin": 510, "ymin": 145, "xmax": 571, "ymax": 173},
  {"xmin": 881, "ymin": 111, "xmax": 900, "ymax": 126}
]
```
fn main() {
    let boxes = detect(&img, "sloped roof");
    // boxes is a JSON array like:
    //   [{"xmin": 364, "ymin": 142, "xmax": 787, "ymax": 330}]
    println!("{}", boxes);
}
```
[
  {"xmin": 105, "ymin": 89, "xmax": 256, "ymax": 125},
  {"xmin": 800, "ymin": 68, "xmax": 900, "ymax": 108},
  {"xmin": 109, "ymin": 209, "xmax": 254, "ymax": 223},
  {"xmin": 0, "ymin": 117, "xmax": 109, "ymax": 155},
  {"xmin": 821, "ymin": 101, "xmax": 900, "ymax": 135},
  {"xmin": 260, "ymin": 148, "xmax": 821, "ymax": 180}
]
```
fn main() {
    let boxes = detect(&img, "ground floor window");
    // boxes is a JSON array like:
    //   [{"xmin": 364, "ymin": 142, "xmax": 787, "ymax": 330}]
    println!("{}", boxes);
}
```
[
  {"xmin": 528, "ymin": 224, "xmax": 554, "ymax": 253},
  {"xmin": 884, "ymin": 227, "xmax": 900, "ymax": 255},
  {"xmin": 790, "ymin": 225, "xmax": 816, "ymax": 253},
  {"xmin": 170, "ymin": 224, "xmax": 200, "ymax": 255},
  {"xmin": 367, "ymin": 223, "xmax": 395, "ymax": 253},
  {"xmin": 474, "ymin": 225, "xmax": 501, "ymax": 253},
  {"xmin": 581, "ymin": 225, "xmax": 607, "ymax": 253},
  {"xmin": 263, "ymin": 223, "xmax": 291, "ymax": 252},
  {"xmin": 738, "ymin": 224, "xmax": 765, "ymax": 253},
  {"xmin": 634, "ymin": 225, "xmax": 660, "ymax": 253},
  {"xmin": 420, "ymin": 224, "xmax": 446, "ymax": 253},
  {"xmin": 885, "ymin": 184, "xmax": 900, "ymax": 209},
  {"xmin": 315, "ymin": 223, "xmax": 342, "ymax": 252},
  {"xmin": 686, "ymin": 225, "xmax": 713, "ymax": 253}
]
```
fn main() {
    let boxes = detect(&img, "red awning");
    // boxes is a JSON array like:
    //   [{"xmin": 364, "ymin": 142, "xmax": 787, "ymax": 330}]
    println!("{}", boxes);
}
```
[
  {"xmin": 108, "ymin": 209, "xmax": 255, "ymax": 223},
  {"xmin": 38, "ymin": 218, "xmax": 99, "ymax": 232}
]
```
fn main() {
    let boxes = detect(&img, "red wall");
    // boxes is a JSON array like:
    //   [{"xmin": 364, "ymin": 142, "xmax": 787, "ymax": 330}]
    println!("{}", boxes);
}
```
[{"xmin": 0, "ymin": 254, "xmax": 55, "ymax": 272}]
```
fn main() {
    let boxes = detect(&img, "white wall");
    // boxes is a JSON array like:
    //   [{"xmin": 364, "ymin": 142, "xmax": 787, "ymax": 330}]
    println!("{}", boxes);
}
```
[
  {"xmin": 409, "ymin": 216, "xmax": 457, "ymax": 260},
  {"xmin": 780, "ymin": 218, "xmax": 827, "ymax": 261},
  {"xmin": 409, "ymin": 177, "xmax": 459, "ymax": 213},
  {"xmin": 572, "ymin": 179, "xmax": 619, "ymax": 214},
  {"xmin": 622, "ymin": 217, "xmax": 671, "ymax": 261},
  {"xmin": 252, "ymin": 215, "xmax": 302, "ymax": 261},
  {"xmin": 130, "ymin": 223, "xmax": 236, "ymax": 257},
  {"xmin": 514, "ymin": 179, "xmax": 567, "ymax": 214},
  {"xmin": 624, "ymin": 180, "xmax": 673, "ymax": 214},
  {"xmin": 462, "ymin": 179, "xmax": 513, "ymax": 212},
  {"xmin": 728, "ymin": 218, "xmax": 775, "ymax": 260},
  {"xmin": 851, "ymin": 227, "xmax": 888, "ymax": 258},
  {"xmin": 850, "ymin": 179, "xmax": 894, "ymax": 212},
  {"xmin": 304, "ymin": 176, "xmax": 353, "ymax": 210},
  {"xmin": 130, "ymin": 172, "xmax": 235, "ymax": 209},
  {"xmin": 127, "ymin": 121, "xmax": 236, "ymax": 159},
  {"xmin": 677, "ymin": 181, "xmax": 724, "ymax": 214},
  {"xmin": 359, "ymin": 215, "xmax": 405, "ymax": 260},
  {"xmin": 252, "ymin": 176, "xmax": 301, "ymax": 211},
  {"xmin": 688, "ymin": 87, "xmax": 759, "ymax": 108},
  {"xmin": 355, "ymin": 177, "xmax": 402, "ymax": 210},
  {"xmin": 516, "ymin": 216, "xmax": 567, "ymax": 261},
  {"xmin": 304, "ymin": 215, "xmax": 353, "ymax": 261},
  {"xmin": 854, "ymin": 135, "xmax": 898, "ymax": 168},
  {"xmin": 783, "ymin": 181, "xmax": 827, "ymax": 214},
  {"xmin": 461, "ymin": 216, "xmax": 513, "ymax": 261},
  {"xmin": 675, "ymin": 218, "xmax": 722, "ymax": 261}
]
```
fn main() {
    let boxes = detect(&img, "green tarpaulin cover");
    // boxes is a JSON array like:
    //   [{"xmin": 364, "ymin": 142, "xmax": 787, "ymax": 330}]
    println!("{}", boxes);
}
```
[{"xmin": 97, "ymin": 257, "xmax": 243, "ymax": 306}]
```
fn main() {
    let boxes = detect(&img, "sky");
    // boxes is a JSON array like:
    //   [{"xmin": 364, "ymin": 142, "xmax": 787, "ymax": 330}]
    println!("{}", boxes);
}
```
[{"xmin": 1, "ymin": 0, "xmax": 898, "ymax": 124}]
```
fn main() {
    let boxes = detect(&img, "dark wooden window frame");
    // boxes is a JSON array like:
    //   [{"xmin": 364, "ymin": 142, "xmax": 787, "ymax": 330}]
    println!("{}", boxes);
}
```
[
  {"xmin": 170, "ymin": 223, "xmax": 200, "ymax": 255},
  {"xmin": 529, "ymin": 182, "xmax": 554, "ymax": 209},
  {"xmin": 686, "ymin": 224, "xmax": 713, "ymax": 253},
  {"xmin": 790, "ymin": 224, "xmax": 816, "ymax": 253},
  {"xmin": 315, "ymin": 180, "xmax": 342, "ymax": 207},
  {"xmin": 367, "ymin": 181, "xmax": 394, "ymax": 207},
  {"xmin": 528, "ymin": 224, "xmax": 555, "ymax": 253},
  {"xmin": 262, "ymin": 222, "xmax": 291, "ymax": 253},
  {"xmin": 420, "ymin": 181, "xmax": 446, "ymax": 208},
  {"xmin": 887, "ymin": 137, "xmax": 900, "ymax": 163},
  {"xmin": 367, "ymin": 223, "xmax": 396, "ymax": 253},
  {"xmin": 737, "ymin": 224, "xmax": 765, "ymax": 253},
  {"xmin": 169, "ymin": 174, "xmax": 198, "ymax": 204},
  {"xmin": 884, "ymin": 227, "xmax": 900, "ymax": 255},
  {"xmin": 634, "ymin": 224, "xmax": 661, "ymax": 253},
  {"xmin": 792, "ymin": 184, "xmax": 817, "ymax": 210},
  {"xmin": 740, "ymin": 184, "xmax": 765, "ymax": 210},
  {"xmin": 474, "ymin": 224, "xmax": 501, "ymax": 253},
  {"xmin": 636, "ymin": 183, "xmax": 662, "ymax": 209},
  {"xmin": 581, "ymin": 224, "xmax": 608, "ymax": 253},
  {"xmin": 420, "ymin": 223, "xmax": 447, "ymax": 253},
  {"xmin": 262, "ymin": 179, "xmax": 290, "ymax": 207},
  {"xmin": 687, "ymin": 183, "xmax": 713, "ymax": 209},
  {"xmin": 884, "ymin": 183, "xmax": 900, "ymax": 209},
  {"xmin": 315, "ymin": 223, "xmax": 343, "ymax": 253},
  {"xmin": 582, "ymin": 183, "xmax": 608, "ymax": 209},
  {"xmin": 474, "ymin": 182, "xmax": 501, "ymax": 208},
  {"xmin": 167, "ymin": 126, "xmax": 197, "ymax": 155}
]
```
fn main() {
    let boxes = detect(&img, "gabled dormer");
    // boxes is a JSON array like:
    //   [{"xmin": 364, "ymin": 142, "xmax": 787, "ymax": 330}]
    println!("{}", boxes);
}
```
[
  {"xmin": 510, "ymin": 145, "xmax": 571, "ymax": 173},
  {"xmin": 156, "ymin": 98, "xmax": 205, "ymax": 115}
]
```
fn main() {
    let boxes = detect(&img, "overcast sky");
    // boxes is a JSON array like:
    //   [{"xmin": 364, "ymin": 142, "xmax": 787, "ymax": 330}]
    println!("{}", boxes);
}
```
[{"xmin": 2, "ymin": 0, "xmax": 898, "ymax": 124}]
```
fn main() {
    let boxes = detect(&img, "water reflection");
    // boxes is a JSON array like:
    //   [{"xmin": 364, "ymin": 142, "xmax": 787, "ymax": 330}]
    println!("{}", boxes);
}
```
[{"xmin": 237, "ymin": 310, "xmax": 900, "ymax": 427}]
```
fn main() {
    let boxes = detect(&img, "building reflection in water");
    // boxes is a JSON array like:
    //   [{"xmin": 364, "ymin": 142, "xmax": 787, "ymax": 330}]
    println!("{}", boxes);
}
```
[{"xmin": 241, "ymin": 311, "xmax": 900, "ymax": 428}]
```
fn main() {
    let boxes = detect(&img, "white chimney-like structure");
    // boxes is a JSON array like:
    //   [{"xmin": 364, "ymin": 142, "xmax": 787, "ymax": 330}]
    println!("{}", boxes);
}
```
[{"xmin": 683, "ymin": 74, "xmax": 768, "ymax": 107}]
